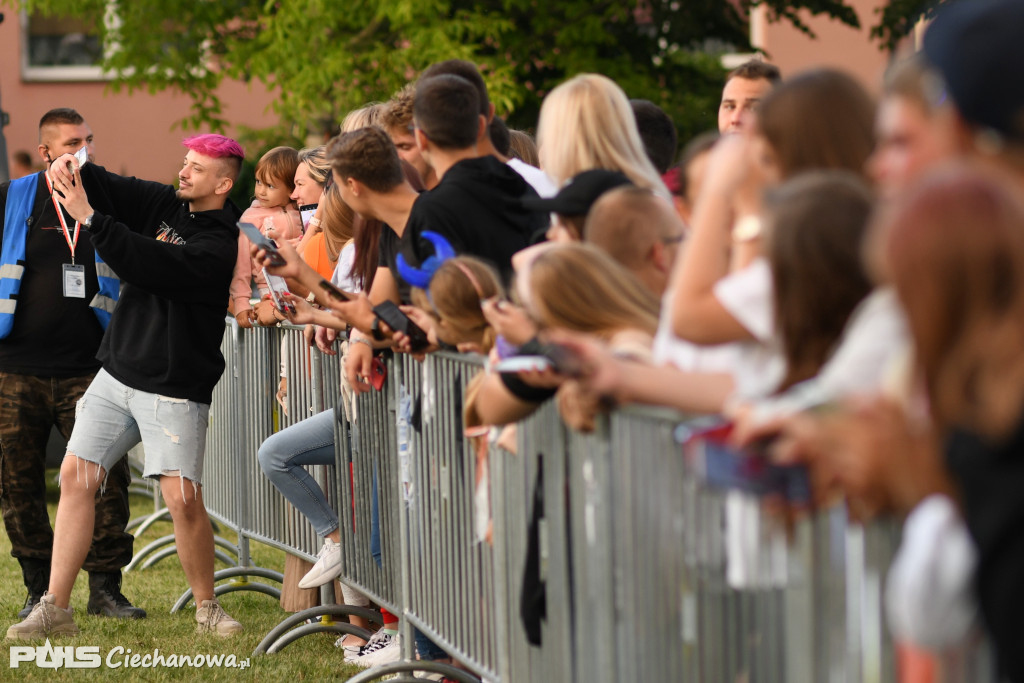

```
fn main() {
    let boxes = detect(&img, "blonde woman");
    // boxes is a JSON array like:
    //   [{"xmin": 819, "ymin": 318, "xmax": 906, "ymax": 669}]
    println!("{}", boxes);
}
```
[
  {"xmin": 475, "ymin": 243, "xmax": 659, "ymax": 431},
  {"xmin": 297, "ymin": 104, "xmax": 385, "ymax": 278},
  {"xmin": 537, "ymin": 74, "xmax": 668, "ymax": 195},
  {"xmin": 293, "ymin": 146, "xmax": 335, "ymax": 278}
]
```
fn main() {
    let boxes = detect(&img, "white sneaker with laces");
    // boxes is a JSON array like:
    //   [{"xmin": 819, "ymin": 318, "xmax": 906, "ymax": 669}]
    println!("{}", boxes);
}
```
[
  {"xmin": 357, "ymin": 632, "xmax": 401, "ymax": 668},
  {"xmin": 298, "ymin": 539, "xmax": 342, "ymax": 589}
]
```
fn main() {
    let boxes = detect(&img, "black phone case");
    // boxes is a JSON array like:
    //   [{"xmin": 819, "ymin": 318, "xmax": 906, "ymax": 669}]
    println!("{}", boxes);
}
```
[
  {"xmin": 237, "ymin": 222, "xmax": 286, "ymax": 266},
  {"xmin": 372, "ymin": 301, "xmax": 430, "ymax": 352}
]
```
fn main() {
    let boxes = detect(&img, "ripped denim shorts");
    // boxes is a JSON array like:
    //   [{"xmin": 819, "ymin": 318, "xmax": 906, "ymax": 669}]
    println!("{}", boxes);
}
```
[{"xmin": 66, "ymin": 369, "xmax": 210, "ymax": 497}]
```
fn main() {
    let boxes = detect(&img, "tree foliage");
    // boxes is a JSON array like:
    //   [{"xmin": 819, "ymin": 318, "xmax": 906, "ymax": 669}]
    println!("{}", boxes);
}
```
[
  {"xmin": 871, "ymin": 0, "xmax": 946, "ymax": 51},
  {"xmin": 10, "ymin": 0, "xmax": 935, "ymax": 151}
]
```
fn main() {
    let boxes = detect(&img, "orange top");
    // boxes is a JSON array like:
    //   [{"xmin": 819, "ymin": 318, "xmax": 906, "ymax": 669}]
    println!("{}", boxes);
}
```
[{"xmin": 302, "ymin": 231, "xmax": 337, "ymax": 280}]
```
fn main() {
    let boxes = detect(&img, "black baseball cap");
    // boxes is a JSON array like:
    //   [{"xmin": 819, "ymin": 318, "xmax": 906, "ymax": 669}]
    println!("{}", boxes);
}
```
[
  {"xmin": 522, "ymin": 169, "xmax": 632, "ymax": 216},
  {"xmin": 923, "ymin": 0, "xmax": 1024, "ymax": 142}
]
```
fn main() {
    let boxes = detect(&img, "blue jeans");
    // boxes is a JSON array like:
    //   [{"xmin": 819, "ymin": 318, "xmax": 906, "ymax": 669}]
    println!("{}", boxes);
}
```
[
  {"xmin": 69, "ymin": 368, "xmax": 210, "ymax": 491},
  {"xmin": 257, "ymin": 408, "xmax": 338, "ymax": 537},
  {"xmin": 415, "ymin": 629, "xmax": 448, "ymax": 660}
]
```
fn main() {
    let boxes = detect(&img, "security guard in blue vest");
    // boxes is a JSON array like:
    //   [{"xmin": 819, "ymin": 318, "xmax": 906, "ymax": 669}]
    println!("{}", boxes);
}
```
[{"xmin": 0, "ymin": 108, "xmax": 142, "ymax": 620}]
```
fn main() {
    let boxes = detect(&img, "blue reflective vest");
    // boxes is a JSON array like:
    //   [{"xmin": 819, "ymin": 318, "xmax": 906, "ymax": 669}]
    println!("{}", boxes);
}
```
[{"xmin": 0, "ymin": 173, "xmax": 120, "ymax": 338}]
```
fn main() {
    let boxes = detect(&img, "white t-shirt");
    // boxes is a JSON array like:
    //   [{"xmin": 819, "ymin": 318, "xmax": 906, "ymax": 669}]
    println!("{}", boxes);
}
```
[
  {"xmin": 713, "ymin": 258, "xmax": 784, "ymax": 398},
  {"xmin": 747, "ymin": 287, "xmax": 909, "ymax": 421},
  {"xmin": 652, "ymin": 290, "xmax": 740, "ymax": 372},
  {"xmin": 332, "ymin": 242, "xmax": 361, "ymax": 294},
  {"xmin": 885, "ymin": 494, "xmax": 978, "ymax": 649},
  {"xmin": 508, "ymin": 158, "xmax": 558, "ymax": 198}
]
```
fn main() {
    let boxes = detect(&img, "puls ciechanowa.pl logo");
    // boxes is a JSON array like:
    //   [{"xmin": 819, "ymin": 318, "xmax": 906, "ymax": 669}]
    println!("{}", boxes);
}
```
[{"xmin": 9, "ymin": 639, "xmax": 251, "ymax": 670}]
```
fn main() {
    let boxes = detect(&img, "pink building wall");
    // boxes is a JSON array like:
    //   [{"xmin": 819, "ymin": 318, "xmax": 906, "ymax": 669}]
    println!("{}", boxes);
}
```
[{"xmin": 757, "ymin": 0, "xmax": 895, "ymax": 92}]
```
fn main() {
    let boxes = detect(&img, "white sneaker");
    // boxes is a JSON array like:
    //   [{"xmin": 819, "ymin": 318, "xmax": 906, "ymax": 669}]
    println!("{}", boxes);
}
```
[
  {"xmin": 298, "ymin": 539, "xmax": 342, "ymax": 589},
  {"xmin": 335, "ymin": 633, "xmax": 366, "ymax": 662},
  {"xmin": 352, "ymin": 631, "xmax": 400, "ymax": 668}
]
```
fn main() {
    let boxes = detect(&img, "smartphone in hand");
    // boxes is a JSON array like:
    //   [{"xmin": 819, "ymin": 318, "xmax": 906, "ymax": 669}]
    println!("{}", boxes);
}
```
[
  {"xmin": 491, "ymin": 343, "xmax": 583, "ymax": 376},
  {"xmin": 682, "ymin": 423, "xmax": 811, "ymax": 504},
  {"xmin": 299, "ymin": 204, "xmax": 317, "ymax": 232},
  {"xmin": 238, "ymin": 221, "xmax": 286, "ymax": 267},
  {"xmin": 372, "ymin": 301, "xmax": 430, "ymax": 352},
  {"xmin": 264, "ymin": 271, "xmax": 296, "ymax": 317},
  {"xmin": 369, "ymin": 357, "xmax": 387, "ymax": 391},
  {"xmin": 318, "ymin": 279, "xmax": 355, "ymax": 303}
]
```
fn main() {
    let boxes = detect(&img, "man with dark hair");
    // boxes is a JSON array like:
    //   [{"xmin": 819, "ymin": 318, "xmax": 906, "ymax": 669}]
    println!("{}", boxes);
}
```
[
  {"xmin": 630, "ymin": 99, "xmax": 678, "ymax": 174},
  {"xmin": 381, "ymin": 84, "xmax": 438, "ymax": 189},
  {"xmin": 719, "ymin": 59, "xmax": 781, "ymax": 133},
  {"xmin": 7, "ymin": 133, "xmax": 246, "ymax": 640},
  {"xmin": 328, "ymin": 127, "xmax": 406, "ymax": 193},
  {"xmin": 418, "ymin": 59, "xmax": 556, "ymax": 196},
  {"xmin": 420, "ymin": 59, "xmax": 492, "ymax": 117},
  {"xmin": 0, "ymin": 108, "xmax": 143, "ymax": 623},
  {"xmin": 402, "ymin": 74, "xmax": 547, "ymax": 285},
  {"xmin": 413, "ymin": 74, "xmax": 481, "ymax": 150},
  {"xmin": 489, "ymin": 116, "xmax": 512, "ymax": 157},
  {"xmin": 327, "ymin": 127, "xmax": 420, "ymax": 306}
]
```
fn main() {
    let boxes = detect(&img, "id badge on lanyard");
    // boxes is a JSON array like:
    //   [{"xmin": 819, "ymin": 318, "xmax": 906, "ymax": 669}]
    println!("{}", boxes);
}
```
[
  {"xmin": 45, "ymin": 172, "xmax": 83, "ymax": 298},
  {"xmin": 63, "ymin": 264, "xmax": 86, "ymax": 298}
]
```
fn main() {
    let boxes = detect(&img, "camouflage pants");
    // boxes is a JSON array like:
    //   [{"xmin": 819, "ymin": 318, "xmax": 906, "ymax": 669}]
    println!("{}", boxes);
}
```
[{"xmin": 0, "ymin": 372, "xmax": 134, "ymax": 572}]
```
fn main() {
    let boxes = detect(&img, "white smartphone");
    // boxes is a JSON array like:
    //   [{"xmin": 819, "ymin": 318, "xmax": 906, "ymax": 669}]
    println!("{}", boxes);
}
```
[
  {"xmin": 491, "ymin": 356, "xmax": 555, "ymax": 374},
  {"xmin": 263, "ymin": 270, "xmax": 296, "ymax": 317}
]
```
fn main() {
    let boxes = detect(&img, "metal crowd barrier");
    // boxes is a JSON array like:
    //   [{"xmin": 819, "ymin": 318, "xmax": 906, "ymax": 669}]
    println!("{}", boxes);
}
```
[
  {"xmin": 395, "ymin": 353, "xmax": 500, "ymax": 681},
  {"xmin": 491, "ymin": 399, "xmax": 574, "ymax": 683},
  {"xmin": 346, "ymin": 353, "xmax": 909, "ymax": 683},
  {"xmin": 166, "ymin": 320, "xmax": 285, "ymax": 611},
  {"xmin": 330, "ymin": 353, "xmax": 402, "ymax": 615},
  {"xmin": 123, "ymin": 320, "xmax": 364, "ymax": 651},
  {"xmin": 137, "ymin": 327, "xmax": 993, "ymax": 681}
]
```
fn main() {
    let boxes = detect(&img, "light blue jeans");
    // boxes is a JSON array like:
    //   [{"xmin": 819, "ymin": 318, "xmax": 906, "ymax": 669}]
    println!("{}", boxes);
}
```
[
  {"xmin": 68, "ymin": 368, "xmax": 210, "ymax": 494},
  {"xmin": 257, "ymin": 408, "xmax": 338, "ymax": 537}
]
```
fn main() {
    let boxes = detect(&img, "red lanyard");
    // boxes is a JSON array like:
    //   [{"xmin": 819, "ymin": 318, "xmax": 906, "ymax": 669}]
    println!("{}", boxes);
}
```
[{"xmin": 44, "ymin": 172, "xmax": 80, "ymax": 264}]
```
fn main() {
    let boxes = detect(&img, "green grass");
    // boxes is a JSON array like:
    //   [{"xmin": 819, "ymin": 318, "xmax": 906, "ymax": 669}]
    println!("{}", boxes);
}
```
[{"xmin": 0, "ymin": 472, "xmax": 366, "ymax": 681}]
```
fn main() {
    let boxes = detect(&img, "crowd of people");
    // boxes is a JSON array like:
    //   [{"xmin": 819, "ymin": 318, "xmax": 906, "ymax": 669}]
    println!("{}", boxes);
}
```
[{"xmin": 1, "ymin": 0, "xmax": 1024, "ymax": 680}]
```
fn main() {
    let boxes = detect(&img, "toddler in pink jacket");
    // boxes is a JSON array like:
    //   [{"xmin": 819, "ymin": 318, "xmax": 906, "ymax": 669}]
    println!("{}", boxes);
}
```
[{"xmin": 232, "ymin": 146, "xmax": 304, "ymax": 327}]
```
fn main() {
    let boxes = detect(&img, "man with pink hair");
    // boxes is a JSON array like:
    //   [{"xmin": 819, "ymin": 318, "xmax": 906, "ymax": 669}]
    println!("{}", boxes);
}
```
[{"xmin": 7, "ymin": 134, "xmax": 247, "ymax": 639}]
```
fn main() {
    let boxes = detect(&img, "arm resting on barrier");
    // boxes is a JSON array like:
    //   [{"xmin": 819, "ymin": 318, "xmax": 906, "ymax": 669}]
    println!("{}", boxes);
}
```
[
  {"xmin": 669, "ymin": 133, "xmax": 761, "ymax": 345},
  {"xmin": 473, "ymin": 370, "xmax": 551, "ymax": 425},
  {"xmin": 550, "ymin": 330, "xmax": 735, "ymax": 415}
]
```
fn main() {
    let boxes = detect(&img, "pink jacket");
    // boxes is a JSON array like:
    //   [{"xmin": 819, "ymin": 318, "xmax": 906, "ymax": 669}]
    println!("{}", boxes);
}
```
[{"xmin": 231, "ymin": 201, "xmax": 303, "ymax": 313}]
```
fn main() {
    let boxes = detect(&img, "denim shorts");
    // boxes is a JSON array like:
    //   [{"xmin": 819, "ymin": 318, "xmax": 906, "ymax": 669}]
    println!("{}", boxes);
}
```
[{"xmin": 67, "ymin": 369, "xmax": 210, "ymax": 495}]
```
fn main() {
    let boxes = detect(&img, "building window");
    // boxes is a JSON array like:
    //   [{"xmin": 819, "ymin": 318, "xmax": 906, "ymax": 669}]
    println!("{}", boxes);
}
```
[{"xmin": 21, "ymin": 10, "xmax": 107, "ymax": 81}]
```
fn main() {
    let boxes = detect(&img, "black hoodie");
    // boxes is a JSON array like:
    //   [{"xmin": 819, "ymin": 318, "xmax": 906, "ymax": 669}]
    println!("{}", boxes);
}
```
[
  {"xmin": 79, "ymin": 164, "xmax": 239, "ymax": 404},
  {"xmin": 399, "ymin": 155, "xmax": 547, "ymax": 289}
]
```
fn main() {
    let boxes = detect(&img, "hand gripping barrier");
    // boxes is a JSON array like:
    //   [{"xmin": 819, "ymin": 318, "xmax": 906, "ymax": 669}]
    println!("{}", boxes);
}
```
[{"xmin": 180, "ymin": 330, "xmax": 995, "ymax": 681}]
